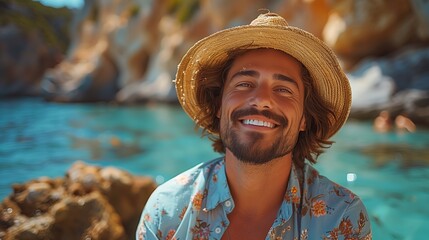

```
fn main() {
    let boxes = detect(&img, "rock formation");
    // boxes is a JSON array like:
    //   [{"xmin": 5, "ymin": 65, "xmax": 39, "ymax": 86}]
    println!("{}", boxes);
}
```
[
  {"xmin": 40, "ymin": 0, "xmax": 336, "ymax": 102},
  {"xmin": 323, "ymin": 0, "xmax": 429, "ymax": 69},
  {"xmin": 321, "ymin": 0, "xmax": 429, "ymax": 124},
  {"xmin": 2, "ymin": 0, "xmax": 429, "ymax": 124},
  {"xmin": 0, "ymin": 161, "xmax": 156, "ymax": 240},
  {"xmin": 349, "ymin": 47, "xmax": 429, "ymax": 125},
  {"xmin": 0, "ymin": 0, "xmax": 72, "ymax": 97}
]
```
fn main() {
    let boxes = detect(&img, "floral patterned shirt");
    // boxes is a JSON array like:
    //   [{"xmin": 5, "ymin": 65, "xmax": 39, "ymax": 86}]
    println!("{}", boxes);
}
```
[{"xmin": 136, "ymin": 157, "xmax": 372, "ymax": 240}]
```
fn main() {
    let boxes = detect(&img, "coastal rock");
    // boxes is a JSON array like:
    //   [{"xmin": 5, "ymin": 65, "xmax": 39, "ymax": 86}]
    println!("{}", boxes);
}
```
[
  {"xmin": 0, "ymin": 161, "xmax": 156, "ymax": 240},
  {"xmin": 323, "ymin": 0, "xmax": 429, "ymax": 70},
  {"xmin": 4, "ymin": 215, "xmax": 53, "ymax": 240},
  {"xmin": 2, "ymin": 0, "xmax": 428, "ymax": 123},
  {"xmin": 49, "ymin": 192, "xmax": 125, "ymax": 240},
  {"xmin": 349, "ymin": 46, "xmax": 429, "ymax": 125},
  {"xmin": 0, "ymin": 1, "xmax": 72, "ymax": 97},
  {"xmin": 41, "ymin": 0, "xmax": 335, "ymax": 103}
]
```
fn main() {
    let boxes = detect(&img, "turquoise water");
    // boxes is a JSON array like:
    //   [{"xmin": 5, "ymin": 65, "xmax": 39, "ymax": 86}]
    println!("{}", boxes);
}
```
[{"xmin": 1, "ymin": 98, "xmax": 429, "ymax": 239}]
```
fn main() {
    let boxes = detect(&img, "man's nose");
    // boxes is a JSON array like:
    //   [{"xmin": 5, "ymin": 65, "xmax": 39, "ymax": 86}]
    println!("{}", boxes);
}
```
[{"xmin": 249, "ymin": 84, "xmax": 272, "ymax": 109}]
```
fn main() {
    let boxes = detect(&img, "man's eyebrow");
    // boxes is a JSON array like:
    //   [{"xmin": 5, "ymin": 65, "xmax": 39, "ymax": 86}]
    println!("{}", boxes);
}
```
[
  {"xmin": 230, "ymin": 70, "xmax": 299, "ymax": 88},
  {"xmin": 273, "ymin": 73, "xmax": 299, "ymax": 88},
  {"xmin": 230, "ymin": 70, "xmax": 259, "ymax": 80}
]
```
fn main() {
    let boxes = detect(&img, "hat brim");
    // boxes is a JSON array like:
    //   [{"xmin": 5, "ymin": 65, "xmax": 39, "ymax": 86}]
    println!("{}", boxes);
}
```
[{"xmin": 175, "ymin": 24, "xmax": 351, "ymax": 138}]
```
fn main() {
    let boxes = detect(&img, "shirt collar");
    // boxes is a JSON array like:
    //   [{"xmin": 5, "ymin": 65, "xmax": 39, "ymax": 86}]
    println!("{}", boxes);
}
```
[
  {"xmin": 284, "ymin": 163, "xmax": 303, "ymax": 205},
  {"xmin": 205, "ymin": 158, "xmax": 233, "ymax": 211},
  {"xmin": 272, "ymin": 163, "xmax": 304, "ymax": 226},
  {"xmin": 203, "ymin": 158, "xmax": 304, "ymax": 213}
]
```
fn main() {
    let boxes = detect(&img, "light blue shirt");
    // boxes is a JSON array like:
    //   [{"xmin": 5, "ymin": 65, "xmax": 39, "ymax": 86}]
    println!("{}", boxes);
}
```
[{"xmin": 136, "ymin": 157, "xmax": 372, "ymax": 239}]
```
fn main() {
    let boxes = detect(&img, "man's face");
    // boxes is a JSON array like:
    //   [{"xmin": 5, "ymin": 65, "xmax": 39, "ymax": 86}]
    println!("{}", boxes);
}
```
[{"xmin": 218, "ymin": 48, "xmax": 306, "ymax": 165}]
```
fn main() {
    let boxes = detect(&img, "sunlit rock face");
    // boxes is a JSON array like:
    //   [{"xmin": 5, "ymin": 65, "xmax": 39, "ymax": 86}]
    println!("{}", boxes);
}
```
[
  {"xmin": 0, "ymin": 161, "xmax": 157, "ymax": 240},
  {"xmin": 38, "ymin": 0, "xmax": 429, "ymax": 122},
  {"xmin": 322, "ymin": 0, "xmax": 429, "ymax": 70},
  {"xmin": 334, "ymin": 0, "xmax": 429, "ymax": 124},
  {"xmin": 40, "ymin": 0, "xmax": 335, "ymax": 103},
  {"xmin": 42, "ymin": 0, "xmax": 186, "ymax": 102}
]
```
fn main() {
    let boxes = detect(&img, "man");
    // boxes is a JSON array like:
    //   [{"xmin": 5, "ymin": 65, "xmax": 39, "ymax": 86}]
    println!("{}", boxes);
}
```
[{"xmin": 137, "ymin": 12, "xmax": 372, "ymax": 240}]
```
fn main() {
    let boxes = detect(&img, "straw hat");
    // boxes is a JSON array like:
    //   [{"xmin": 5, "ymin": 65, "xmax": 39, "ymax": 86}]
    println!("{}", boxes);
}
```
[{"xmin": 175, "ymin": 12, "xmax": 351, "ymax": 138}]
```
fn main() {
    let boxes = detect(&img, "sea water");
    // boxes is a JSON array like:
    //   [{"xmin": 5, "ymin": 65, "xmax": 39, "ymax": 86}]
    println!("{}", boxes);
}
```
[{"xmin": 1, "ymin": 97, "xmax": 428, "ymax": 239}]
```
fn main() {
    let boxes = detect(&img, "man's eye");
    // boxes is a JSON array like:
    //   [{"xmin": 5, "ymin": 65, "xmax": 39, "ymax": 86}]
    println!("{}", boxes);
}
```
[
  {"xmin": 236, "ymin": 83, "xmax": 252, "ymax": 88},
  {"xmin": 276, "ymin": 88, "xmax": 292, "ymax": 94}
]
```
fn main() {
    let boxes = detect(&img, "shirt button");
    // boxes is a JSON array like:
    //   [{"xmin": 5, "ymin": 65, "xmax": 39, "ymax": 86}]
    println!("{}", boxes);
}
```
[
  {"xmin": 225, "ymin": 200, "xmax": 232, "ymax": 207},
  {"xmin": 215, "ymin": 227, "xmax": 221, "ymax": 234}
]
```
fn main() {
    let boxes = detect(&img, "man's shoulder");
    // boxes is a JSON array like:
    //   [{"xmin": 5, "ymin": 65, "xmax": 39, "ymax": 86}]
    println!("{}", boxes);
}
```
[
  {"xmin": 139, "ymin": 157, "xmax": 225, "ymax": 235},
  {"xmin": 299, "ymin": 164, "xmax": 371, "ymax": 238},
  {"xmin": 150, "ymin": 157, "xmax": 224, "ymax": 199},
  {"xmin": 302, "ymin": 164, "xmax": 359, "ymax": 203}
]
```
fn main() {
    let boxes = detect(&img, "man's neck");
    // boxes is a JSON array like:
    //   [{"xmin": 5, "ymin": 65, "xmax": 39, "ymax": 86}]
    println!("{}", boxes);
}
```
[
  {"xmin": 223, "ymin": 150, "xmax": 293, "ymax": 239},
  {"xmin": 224, "ymin": 149, "xmax": 293, "ymax": 218}
]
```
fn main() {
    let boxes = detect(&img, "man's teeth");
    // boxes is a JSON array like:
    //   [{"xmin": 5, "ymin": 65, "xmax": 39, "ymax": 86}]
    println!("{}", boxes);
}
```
[{"xmin": 242, "ymin": 119, "xmax": 275, "ymax": 128}]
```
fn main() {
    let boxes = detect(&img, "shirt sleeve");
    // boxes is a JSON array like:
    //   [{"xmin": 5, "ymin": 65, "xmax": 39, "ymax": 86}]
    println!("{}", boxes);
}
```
[
  {"xmin": 135, "ymin": 193, "xmax": 160, "ymax": 240},
  {"xmin": 342, "ymin": 197, "xmax": 372, "ymax": 239},
  {"xmin": 135, "ymin": 221, "xmax": 159, "ymax": 240}
]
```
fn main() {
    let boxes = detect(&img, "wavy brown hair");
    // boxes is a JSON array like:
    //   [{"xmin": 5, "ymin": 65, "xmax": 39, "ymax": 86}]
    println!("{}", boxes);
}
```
[{"xmin": 194, "ymin": 47, "xmax": 335, "ymax": 168}]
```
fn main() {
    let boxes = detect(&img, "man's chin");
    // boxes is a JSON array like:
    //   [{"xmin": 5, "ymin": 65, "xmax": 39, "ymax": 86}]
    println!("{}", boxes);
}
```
[
  {"xmin": 227, "ymin": 137, "xmax": 292, "ymax": 165},
  {"xmin": 224, "ymin": 130, "xmax": 289, "ymax": 164},
  {"xmin": 229, "ymin": 145, "xmax": 277, "ymax": 165},
  {"xmin": 237, "ymin": 157, "xmax": 273, "ymax": 165}
]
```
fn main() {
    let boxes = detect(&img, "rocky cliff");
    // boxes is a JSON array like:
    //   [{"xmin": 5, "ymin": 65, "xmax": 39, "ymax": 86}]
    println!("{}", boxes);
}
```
[
  {"xmin": 2, "ymin": 0, "xmax": 429, "ymax": 123},
  {"xmin": 0, "ymin": 162, "xmax": 156, "ymax": 240},
  {"xmin": 0, "ymin": 0, "xmax": 72, "ymax": 97}
]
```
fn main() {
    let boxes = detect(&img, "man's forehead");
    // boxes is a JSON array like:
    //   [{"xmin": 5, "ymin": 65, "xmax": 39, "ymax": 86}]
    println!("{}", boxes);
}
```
[{"xmin": 226, "ymin": 49, "xmax": 304, "ymax": 78}]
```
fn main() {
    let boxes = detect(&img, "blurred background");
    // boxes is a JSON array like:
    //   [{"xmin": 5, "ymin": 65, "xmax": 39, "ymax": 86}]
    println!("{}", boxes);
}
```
[{"xmin": 1, "ymin": 0, "xmax": 429, "ymax": 239}]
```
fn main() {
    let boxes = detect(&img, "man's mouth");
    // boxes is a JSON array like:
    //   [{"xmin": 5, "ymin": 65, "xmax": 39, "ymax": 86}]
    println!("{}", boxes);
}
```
[
  {"xmin": 241, "ymin": 119, "xmax": 276, "ymax": 128},
  {"xmin": 231, "ymin": 108, "xmax": 287, "ymax": 129}
]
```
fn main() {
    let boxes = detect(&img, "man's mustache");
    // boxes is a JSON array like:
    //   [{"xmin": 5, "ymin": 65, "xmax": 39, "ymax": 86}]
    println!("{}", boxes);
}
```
[{"xmin": 231, "ymin": 108, "xmax": 287, "ymax": 126}]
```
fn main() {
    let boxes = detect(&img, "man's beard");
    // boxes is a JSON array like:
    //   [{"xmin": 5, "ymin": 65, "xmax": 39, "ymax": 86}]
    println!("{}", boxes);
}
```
[{"xmin": 221, "ymin": 108, "xmax": 298, "ymax": 165}]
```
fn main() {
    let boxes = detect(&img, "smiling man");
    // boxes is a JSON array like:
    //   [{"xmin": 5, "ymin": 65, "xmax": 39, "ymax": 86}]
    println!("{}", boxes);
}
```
[
  {"xmin": 220, "ymin": 49, "xmax": 306, "ymax": 167},
  {"xmin": 136, "ymin": 13, "xmax": 372, "ymax": 240}
]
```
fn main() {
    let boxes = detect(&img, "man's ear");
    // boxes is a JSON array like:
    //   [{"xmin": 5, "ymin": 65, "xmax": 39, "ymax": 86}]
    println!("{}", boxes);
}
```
[
  {"xmin": 216, "ymin": 98, "xmax": 224, "ymax": 118},
  {"xmin": 299, "ymin": 116, "xmax": 306, "ymax": 131}
]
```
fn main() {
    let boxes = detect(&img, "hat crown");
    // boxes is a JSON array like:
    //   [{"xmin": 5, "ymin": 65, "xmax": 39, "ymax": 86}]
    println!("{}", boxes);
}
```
[{"xmin": 250, "ymin": 13, "xmax": 289, "ymax": 27}]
